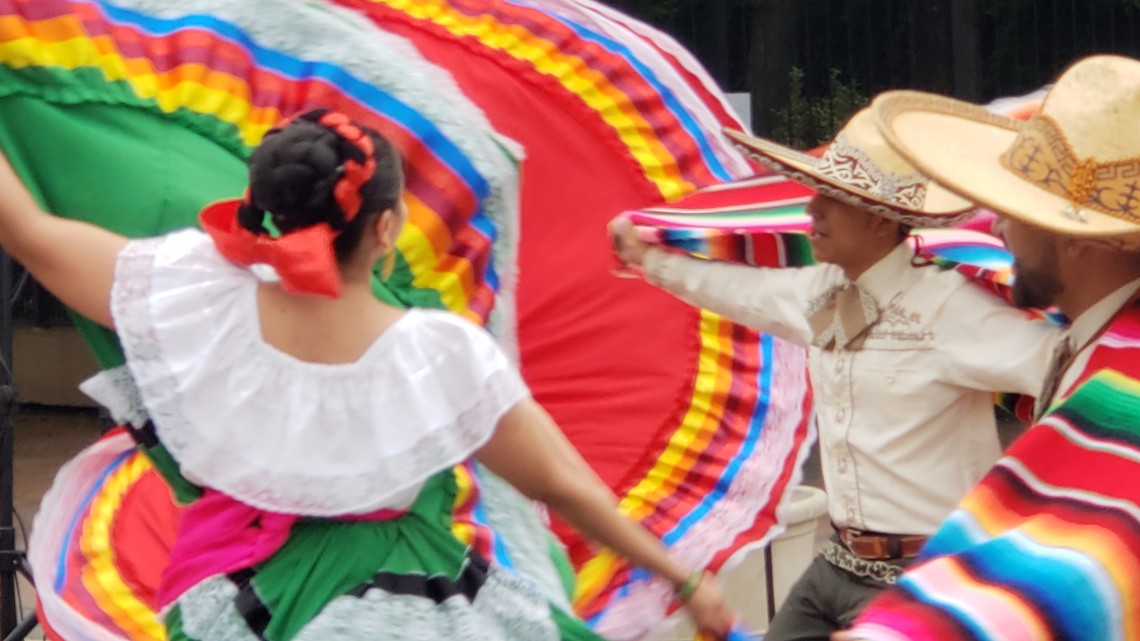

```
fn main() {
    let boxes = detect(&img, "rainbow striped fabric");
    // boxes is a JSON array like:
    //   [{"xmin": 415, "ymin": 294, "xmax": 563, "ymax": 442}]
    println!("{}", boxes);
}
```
[
  {"xmin": 27, "ymin": 430, "xmax": 177, "ymax": 641},
  {"xmin": 352, "ymin": 0, "xmax": 754, "ymax": 199},
  {"xmin": 0, "ymin": 0, "xmax": 525, "ymax": 361},
  {"xmin": 846, "ymin": 302, "xmax": 1140, "ymax": 641}
]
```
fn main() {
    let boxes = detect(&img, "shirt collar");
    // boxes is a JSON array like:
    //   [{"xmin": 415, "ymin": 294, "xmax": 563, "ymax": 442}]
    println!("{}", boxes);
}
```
[
  {"xmin": 852, "ymin": 241, "xmax": 914, "ymax": 304},
  {"xmin": 1068, "ymin": 276, "xmax": 1140, "ymax": 351}
]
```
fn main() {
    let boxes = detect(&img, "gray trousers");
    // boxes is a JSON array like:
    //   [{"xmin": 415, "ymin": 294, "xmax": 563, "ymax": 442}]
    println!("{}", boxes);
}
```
[{"xmin": 763, "ymin": 542, "xmax": 910, "ymax": 641}]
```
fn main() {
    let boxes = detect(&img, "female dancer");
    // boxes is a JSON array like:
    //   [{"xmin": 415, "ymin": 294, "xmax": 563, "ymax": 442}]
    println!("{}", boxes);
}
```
[{"xmin": 5, "ymin": 109, "xmax": 735, "ymax": 640}]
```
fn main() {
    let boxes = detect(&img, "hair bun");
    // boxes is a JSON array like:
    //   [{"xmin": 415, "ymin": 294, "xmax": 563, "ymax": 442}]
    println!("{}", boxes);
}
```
[
  {"xmin": 241, "ymin": 110, "xmax": 405, "ymax": 264},
  {"xmin": 247, "ymin": 119, "xmax": 346, "ymax": 232}
]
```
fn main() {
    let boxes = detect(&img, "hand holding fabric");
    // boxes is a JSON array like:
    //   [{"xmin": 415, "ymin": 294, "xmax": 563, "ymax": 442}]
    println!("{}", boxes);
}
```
[
  {"xmin": 683, "ymin": 573, "xmax": 738, "ymax": 639},
  {"xmin": 608, "ymin": 214, "xmax": 651, "ymax": 268}
]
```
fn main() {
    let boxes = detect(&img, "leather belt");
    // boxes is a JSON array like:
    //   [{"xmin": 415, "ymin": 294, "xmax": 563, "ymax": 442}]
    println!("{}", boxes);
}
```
[{"xmin": 834, "ymin": 525, "xmax": 927, "ymax": 561}]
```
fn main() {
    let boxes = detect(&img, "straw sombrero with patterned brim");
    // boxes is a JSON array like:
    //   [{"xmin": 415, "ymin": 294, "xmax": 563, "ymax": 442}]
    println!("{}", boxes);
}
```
[
  {"xmin": 871, "ymin": 55, "xmax": 1140, "ymax": 250},
  {"xmin": 723, "ymin": 109, "xmax": 976, "ymax": 228}
]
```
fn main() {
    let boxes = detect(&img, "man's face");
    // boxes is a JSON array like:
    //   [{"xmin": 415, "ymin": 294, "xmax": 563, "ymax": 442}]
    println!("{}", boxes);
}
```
[
  {"xmin": 993, "ymin": 214, "xmax": 1063, "ymax": 309},
  {"xmin": 806, "ymin": 194, "xmax": 890, "ymax": 269}
]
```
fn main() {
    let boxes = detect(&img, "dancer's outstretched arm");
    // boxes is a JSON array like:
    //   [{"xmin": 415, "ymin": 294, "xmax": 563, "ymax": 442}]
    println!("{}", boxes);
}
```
[
  {"xmin": 479, "ymin": 398, "xmax": 736, "ymax": 638},
  {"xmin": 0, "ymin": 152, "xmax": 127, "ymax": 328}
]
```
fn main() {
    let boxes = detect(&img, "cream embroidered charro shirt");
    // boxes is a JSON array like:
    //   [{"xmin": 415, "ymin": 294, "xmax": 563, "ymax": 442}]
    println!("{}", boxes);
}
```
[{"xmin": 643, "ymin": 242, "xmax": 1061, "ymax": 535}]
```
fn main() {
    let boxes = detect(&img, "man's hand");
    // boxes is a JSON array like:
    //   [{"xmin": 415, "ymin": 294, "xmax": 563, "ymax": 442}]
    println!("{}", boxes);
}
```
[{"xmin": 608, "ymin": 216, "xmax": 650, "ymax": 268}]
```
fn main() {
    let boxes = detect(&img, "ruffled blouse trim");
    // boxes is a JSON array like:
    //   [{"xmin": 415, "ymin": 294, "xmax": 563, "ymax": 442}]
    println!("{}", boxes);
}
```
[{"xmin": 111, "ymin": 230, "xmax": 528, "ymax": 516}]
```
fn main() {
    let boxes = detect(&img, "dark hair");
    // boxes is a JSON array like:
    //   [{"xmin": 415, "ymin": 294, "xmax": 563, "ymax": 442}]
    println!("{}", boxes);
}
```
[{"xmin": 240, "ymin": 111, "xmax": 404, "ymax": 263}]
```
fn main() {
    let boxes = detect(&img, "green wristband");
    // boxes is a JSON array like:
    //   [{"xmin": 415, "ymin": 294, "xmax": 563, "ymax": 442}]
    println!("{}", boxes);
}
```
[{"xmin": 674, "ymin": 571, "xmax": 703, "ymax": 602}]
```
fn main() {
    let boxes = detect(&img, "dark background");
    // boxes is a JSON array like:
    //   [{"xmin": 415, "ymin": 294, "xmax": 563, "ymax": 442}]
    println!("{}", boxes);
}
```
[{"xmin": 606, "ymin": 0, "xmax": 1140, "ymax": 146}]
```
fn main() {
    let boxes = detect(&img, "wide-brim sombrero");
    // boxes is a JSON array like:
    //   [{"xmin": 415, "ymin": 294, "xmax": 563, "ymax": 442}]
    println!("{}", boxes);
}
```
[
  {"xmin": 723, "ymin": 108, "xmax": 976, "ymax": 228},
  {"xmin": 870, "ymin": 55, "xmax": 1140, "ymax": 249}
]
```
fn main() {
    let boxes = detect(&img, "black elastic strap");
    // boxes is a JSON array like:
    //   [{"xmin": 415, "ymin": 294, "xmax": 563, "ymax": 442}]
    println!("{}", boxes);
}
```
[
  {"xmin": 348, "ymin": 549, "xmax": 490, "ymax": 605},
  {"xmin": 228, "ymin": 568, "xmax": 270, "ymax": 640},
  {"xmin": 125, "ymin": 420, "xmax": 159, "ymax": 448}
]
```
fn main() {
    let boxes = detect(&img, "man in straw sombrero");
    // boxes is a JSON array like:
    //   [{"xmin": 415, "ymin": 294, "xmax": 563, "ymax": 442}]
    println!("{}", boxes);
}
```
[
  {"xmin": 832, "ymin": 54, "xmax": 1140, "ymax": 641},
  {"xmin": 610, "ymin": 106, "xmax": 1060, "ymax": 639}
]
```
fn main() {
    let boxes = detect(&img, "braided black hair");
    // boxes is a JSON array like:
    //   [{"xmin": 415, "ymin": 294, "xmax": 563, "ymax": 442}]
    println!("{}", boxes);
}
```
[{"xmin": 240, "ymin": 114, "xmax": 404, "ymax": 263}]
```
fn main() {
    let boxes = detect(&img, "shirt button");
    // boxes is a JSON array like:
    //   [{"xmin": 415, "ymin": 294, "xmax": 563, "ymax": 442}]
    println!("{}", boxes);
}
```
[
  {"xmin": 836, "ymin": 407, "xmax": 847, "ymax": 422},
  {"xmin": 837, "ymin": 458, "xmax": 848, "ymax": 473},
  {"xmin": 835, "ymin": 358, "xmax": 845, "ymax": 374},
  {"xmin": 846, "ymin": 507, "xmax": 857, "ymax": 522}
]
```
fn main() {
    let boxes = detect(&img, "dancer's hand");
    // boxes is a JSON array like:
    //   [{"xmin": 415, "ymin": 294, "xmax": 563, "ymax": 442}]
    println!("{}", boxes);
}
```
[
  {"xmin": 608, "ymin": 216, "xmax": 650, "ymax": 268},
  {"xmin": 831, "ymin": 630, "xmax": 865, "ymax": 640},
  {"xmin": 681, "ymin": 572, "xmax": 736, "ymax": 639}
]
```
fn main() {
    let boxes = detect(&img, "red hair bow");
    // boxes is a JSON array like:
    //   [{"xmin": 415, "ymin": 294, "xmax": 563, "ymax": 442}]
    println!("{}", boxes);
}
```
[{"xmin": 199, "ymin": 199, "xmax": 343, "ymax": 298}]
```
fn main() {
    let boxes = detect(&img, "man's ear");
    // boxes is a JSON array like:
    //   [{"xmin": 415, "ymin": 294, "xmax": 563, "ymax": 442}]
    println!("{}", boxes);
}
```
[{"xmin": 872, "ymin": 215, "xmax": 898, "ymax": 238}]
